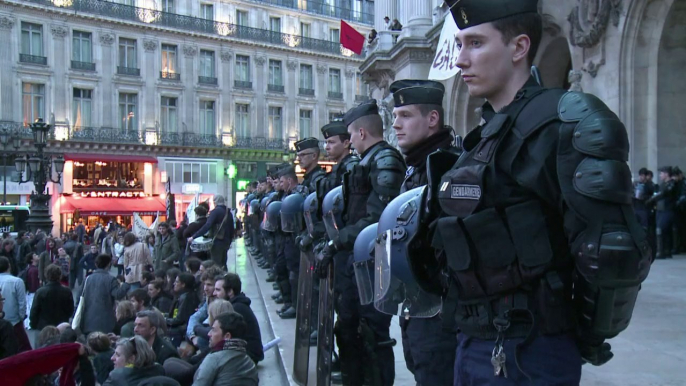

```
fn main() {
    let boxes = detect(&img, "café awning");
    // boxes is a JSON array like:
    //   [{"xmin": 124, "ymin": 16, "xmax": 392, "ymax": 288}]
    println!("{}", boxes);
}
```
[
  {"xmin": 60, "ymin": 196, "xmax": 166, "ymax": 216},
  {"xmin": 63, "ymin": 153, "xmax": 158, "ymax": 163}
]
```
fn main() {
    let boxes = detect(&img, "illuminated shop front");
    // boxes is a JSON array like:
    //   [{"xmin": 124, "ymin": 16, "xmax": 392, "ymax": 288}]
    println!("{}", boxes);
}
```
[{"xmin": 54, "ymin": 154, "xmax": 166, "ymax": 234}]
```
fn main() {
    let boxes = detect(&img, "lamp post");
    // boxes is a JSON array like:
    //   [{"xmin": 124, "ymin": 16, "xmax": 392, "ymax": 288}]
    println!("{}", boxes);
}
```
[
  {"xmin": 14, "ymin": 119, "xmax": 65, "ymax": 234},
  {"xmin": 0, "ymin": 130, "xmax": 12, "ymax": 204}
]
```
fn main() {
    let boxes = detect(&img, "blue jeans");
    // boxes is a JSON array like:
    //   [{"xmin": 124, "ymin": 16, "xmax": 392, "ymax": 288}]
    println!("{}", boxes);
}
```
[{"xmin": 454, "ymin": 333, "xmax": 582, "ymax": 385}]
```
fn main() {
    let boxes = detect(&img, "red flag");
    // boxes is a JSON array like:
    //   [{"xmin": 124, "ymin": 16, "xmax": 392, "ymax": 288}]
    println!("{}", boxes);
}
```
[{"xmin": 340, "ymin": 20, "xmax": 365, "ymax": 55}]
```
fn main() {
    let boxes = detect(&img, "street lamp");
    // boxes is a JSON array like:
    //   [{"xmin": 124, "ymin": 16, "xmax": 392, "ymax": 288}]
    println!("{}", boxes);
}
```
[{"xmin": 14, "ymin": 118, "xmax": 64, "ymax": 234}]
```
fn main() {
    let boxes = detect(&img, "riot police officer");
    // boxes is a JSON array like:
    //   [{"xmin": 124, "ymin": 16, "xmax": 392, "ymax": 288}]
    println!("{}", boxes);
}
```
[
  {"xmin": 423, "ymin": 1, "xmax": 652, "ymax": 383},
  {"xmin": 648, "ymin": 166, "xmax": 678, "ymax": 259},
  {"xmin": 277, "ymin": 165, "xmax": 304, "ymax": 319},
  {"xmin": 633, "ymin": 168, "xmax": 655, "ymax": 230},
  {"xmin": 318, "ymin": 100, "xmax": 406, "ymax": 386},
  {"xmin": 386, "ymin": 79, "xmax": 460, "ymax": 385},
  {"xmin": 295, "ymin": 138, "xmax": 327, "ymax": 194}
]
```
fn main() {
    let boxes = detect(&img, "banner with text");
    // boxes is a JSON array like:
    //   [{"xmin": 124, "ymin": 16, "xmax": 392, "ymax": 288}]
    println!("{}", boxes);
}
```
[
  {"xmin": 185, "ymin": 193, "xmax": 200, "ymax": 224},
  {"xmin": 133, "ymin": 212, "xmax": 159, "ymax": 241},
  {"xmin": 429, "ymin": 14, "xmax": 461, "ymax": 81}
]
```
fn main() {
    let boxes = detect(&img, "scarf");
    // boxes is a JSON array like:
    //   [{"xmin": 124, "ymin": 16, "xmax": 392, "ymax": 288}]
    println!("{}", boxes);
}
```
[
  {"xmin": 403, "ymin": 129, "xmax": 454, "ymax": 167},
  {"xmin": 0, "ymin": 343, "xmax": 81, "ymax": 386},
  {"xmin": 211, "ymin": 338, "xmax": 248, "ymax": 353}
]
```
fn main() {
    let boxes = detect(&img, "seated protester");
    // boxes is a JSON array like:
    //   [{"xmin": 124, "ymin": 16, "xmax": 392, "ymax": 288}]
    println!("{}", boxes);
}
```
[
  {"xmin": 30, "ymin": 264, "xmax": 75, "ymax": 330},
  {"xmin": 184, "ymin": 258, "xmax": 203, "ymax": 300},
  {"xmin": 129, "ymin": 288, "xmax": 153, "ymax": 313},
  {"xmin": 165, "ymin": 268, "xmax": 181, "ymax": 295},
  {"xmin": 79, "ymin": 244, "xmax": 99, "ymax": 277},
  {"xmin": 141, "ymin": 271, "xmax": 155, "ymax": 289},
  {"xmin": 0, "ymin": 295, "xmax": 19, "ymax": 359},
  {"xmin": 154, "ymin": 269, "xmax": 167, "ymax": 283},
  {"xmin": 114, "ymin": 300, "xmax": 137, "ymax": 338},
  {"xmin": 36, "ymin": 326, "xmax": 61, "ymax": 348},
  {"xmin": 104, "ymin": 336, "xmax": 165, "ymax": 386},
  {"xmin": 213, "ymin": 273, "xmax": 264, "ymax": 363},
  {"xmin": 164, "ymin": 299, "xmax": 233, "ymax": 386},
  {"xmin": 193, "ymin": 312, "xmax": 258, "ymax": 386},
  {"xmin": 187, "ymin": 267, "xmax": 225, "ymax": 350},
  {"xmin": 149, "ymin": 279, "xmax": 174, "ymax": 315},
  {"xmin": 166, "ymin": 273, "xmax": 200, "ymax": 347},
  {"xmin": 88, "ymin": 332, "xmax": 115, "ymax": 385},
  {"xmin": 134, "ymin": 310, "xmax": 178, "ymax": 365}
]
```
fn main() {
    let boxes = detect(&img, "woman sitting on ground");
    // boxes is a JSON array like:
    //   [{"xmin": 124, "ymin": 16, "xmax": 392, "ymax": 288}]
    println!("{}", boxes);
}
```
[{"xmin": 103, "ymin": 335, "xmax": 165, "ymax": 386}]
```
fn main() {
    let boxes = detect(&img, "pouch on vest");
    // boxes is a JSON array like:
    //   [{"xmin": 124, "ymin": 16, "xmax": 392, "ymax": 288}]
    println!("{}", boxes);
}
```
[{"xmin": 435, "ymin": 216, "xmax": 486, "ymax": 300}]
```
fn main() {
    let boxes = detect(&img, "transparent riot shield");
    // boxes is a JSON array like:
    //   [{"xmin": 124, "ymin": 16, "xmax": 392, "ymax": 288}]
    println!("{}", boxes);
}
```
[{"xmin": 292, "ymin": 249, "xmax": 315, "ymax": 385}]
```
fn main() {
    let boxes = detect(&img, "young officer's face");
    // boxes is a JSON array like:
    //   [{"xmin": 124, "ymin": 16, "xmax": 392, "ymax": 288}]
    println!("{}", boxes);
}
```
[
  {"xmin": 392, "ymin": 105, "xmax": 434, "ymax": 152},
  {"xmin": 455, "ymin": 22, "xmax": 516, "ymax": 100}
]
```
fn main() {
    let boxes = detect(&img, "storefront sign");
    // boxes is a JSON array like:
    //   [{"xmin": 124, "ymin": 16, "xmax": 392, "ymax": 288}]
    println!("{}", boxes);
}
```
[
  {"xmin": 77, "ymin": 191, "xmax": 150, "ymax": 198},
  {"xmin": 182, "ymin": 184, "xmax": 203, "ymax": 194}
]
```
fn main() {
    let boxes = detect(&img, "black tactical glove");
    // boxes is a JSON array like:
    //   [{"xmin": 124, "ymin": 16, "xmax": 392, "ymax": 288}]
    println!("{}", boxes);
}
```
[
  {"xmin": 315, "ymin": 240, "xmax": 337, "ymax": 278},
  {"xmin": 298, "ymin": 234, "xmax": 313, "ymax": 252},
  {"xmin": 577, "ymin": 335, "xmax": 613, "ymax": 366}
]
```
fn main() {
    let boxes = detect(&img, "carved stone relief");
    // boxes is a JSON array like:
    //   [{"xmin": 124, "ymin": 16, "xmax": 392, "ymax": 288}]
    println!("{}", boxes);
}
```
[
  {"xmin": 255, "ymin": 56, "xmax": 266, "ymax": 66},
  {"xmin": 220, "ymin": 50, "xmax": 233, "ymax": 62},
  {"xmin": 567, "ymin": 0, "xmax": 622, "ymax": 77},
  {"xmin": 287, "ymin": 60, "xmax": 298, "ymax": 71},
  {"xmin": 143, "ymin": 39, "xmax": 157, "ymax": 52},
  {"xmin": 183, "ymin": 45, "xmax": 197, "ymax": 57},
  {"xmin": 50, "ymin": 24, "xmax": 68, "ymax": 38},
  {"xmin": 344, "ymin": 68, "xmax": 355, "ymax": 78},
  {"xmin": 0, "ymin": 15, "xmax": 15, "ymax": 30},
  {"xmin": 316, "ymin": 64, "xmax": 327, "ymax": 74},
  {"xmin": 99, "ymin": 33, "xmax": 115, "ymax": 46},
  {"xmin": 568, "ymin": 70, "xmax": 584, "ymax": 92}
]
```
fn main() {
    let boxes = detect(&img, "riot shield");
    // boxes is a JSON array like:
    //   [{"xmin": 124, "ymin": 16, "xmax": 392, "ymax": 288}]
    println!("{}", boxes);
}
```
[
  {"xmin": 316, "ymin": 262, "xmax": 335, "ymax": 386},
  {"xmin": 293, "ymin": 249, "xmax": 315, "ymax": 385}
]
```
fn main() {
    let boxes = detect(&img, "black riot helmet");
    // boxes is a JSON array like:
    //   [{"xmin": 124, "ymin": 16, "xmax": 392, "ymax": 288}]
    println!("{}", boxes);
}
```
[
  {"xmin": 322, "ymin": 186, "xmax": 345, "ymax": 241},
  {"xmin": 374, "ymin": 186, "xmax": 442, "ymax": 319},
  {"xmin": 249, "ymin": 199, "xmax": 259, "ymax": 216},
  {"xmin": 246, "ymin": 193, "xmax": 256, "ymax": 203},
  {"xmin": 263, "ymin": 201, "xmax": 282, "ymax": 232},
  {"xmin": 303, "ymin": 192, "xmax": 318, "ymax": 238},
  {"xmin": 281, "ymin": 194, "xmax": 305, "ymax": 233},
  {"xmin": 353, "ymin": 223, "xmax": 378, "ymax": 305}
]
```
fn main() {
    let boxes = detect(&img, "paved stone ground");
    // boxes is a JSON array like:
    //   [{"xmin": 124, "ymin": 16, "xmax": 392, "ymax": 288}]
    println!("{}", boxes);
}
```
[{"xmin": 239, "ymin": 239, "xmax": 686, "ymax": 386}]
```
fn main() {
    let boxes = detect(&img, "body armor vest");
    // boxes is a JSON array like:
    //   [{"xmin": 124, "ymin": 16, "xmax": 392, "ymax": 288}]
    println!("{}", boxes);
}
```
[{"xmin": 432, "ymin": 88, "xmax": 574, "ymax": 339}]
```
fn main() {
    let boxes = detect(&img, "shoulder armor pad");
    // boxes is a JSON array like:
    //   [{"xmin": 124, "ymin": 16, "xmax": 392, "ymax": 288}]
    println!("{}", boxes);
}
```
[
  {"xmin": 574, "ymin": 158, "xmax": 633, "ymax": 204},
  {"xmin": 558, "ymin": 92, "xmax": 610, "ymax": 122},
  {"xmin": 375, "ymin": 148, "xmax": 406, "ymax": 172},
  {"xmin": 513, "ymin": 89, "xmax": 566, "ymax": 139},
  {"xmin": 573, "ymin": 109, "xmax": 629, "ymax": 162}
]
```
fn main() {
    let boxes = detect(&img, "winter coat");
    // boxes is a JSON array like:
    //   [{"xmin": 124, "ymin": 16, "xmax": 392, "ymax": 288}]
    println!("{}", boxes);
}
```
[
  {"xmin": 151, "ymin": 292, "xmax": 174, "ymax": 315},
  {"xmin": 124, "ymin": 242, "xmax": 153, "ymax": 284},
  {"xmin": 29, "ymin": 281, "xmax": 74, "ymax": 330},
  {"xmin": 38, "ymin": 248, "xmax": 58, "ymax": 283},
  {"xmin": 168, "ymin": 290, "xmax": 199, "ymax": 329},
  {"xmin": 77, "ymin": 269, "xmax": 129, "ymax": 334},
  {"xmin": 230, "ymin": 293, "xmax": 264, "ymax": 363},
  {"xmin": 154, "ymin": 234, "xmax": 180, "ymax": 272},
  {"xmin": 192, "ymin": 345, "xmax": 258, "ymax": 386},
  {"xmin": 103, "ymin": 363, "xmax": 165, "ymax": 386}
]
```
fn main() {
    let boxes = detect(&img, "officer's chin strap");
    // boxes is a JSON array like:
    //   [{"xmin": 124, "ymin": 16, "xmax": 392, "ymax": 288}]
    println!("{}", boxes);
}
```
[{"xmin": 492, "ymin": 294, "xmax": 535, "ymax": 382}]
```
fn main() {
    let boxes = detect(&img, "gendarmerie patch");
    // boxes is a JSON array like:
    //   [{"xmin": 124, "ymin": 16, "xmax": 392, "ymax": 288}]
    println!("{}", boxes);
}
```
[{"xmin": 448, "ymin": 184, "xmax": 481, "ymax": 200}]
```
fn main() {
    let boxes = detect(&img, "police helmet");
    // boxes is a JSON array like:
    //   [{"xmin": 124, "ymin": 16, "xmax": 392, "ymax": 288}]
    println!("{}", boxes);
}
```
[
  {"xmin": 303, "ymin": 192, "xmax": 318, "ymax": 238},
  {"xmin": 281, "ymin": 194, "xmax": 305, "ymax": 233},
  {"xmin": 263, "ymin": 201, "xmax": 282, "ymax": 232},
  {"xmin": 322, "ymin": 186, "xmax": 345, "ymax": 241},
  {"xmin": 353, "ymin": 223, "xmax": 378, "ymax": 305}
]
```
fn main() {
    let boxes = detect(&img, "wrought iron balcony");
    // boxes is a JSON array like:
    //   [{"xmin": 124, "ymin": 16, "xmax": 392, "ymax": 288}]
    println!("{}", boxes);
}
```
[
  {"xmin": 17, "ymin": 0, "xmax": 362, "ymax": 58},
  {"xmin": 198, "ymin": 76, "xmax": 217, "ymax": 85},
  {"xmin": 160, "ymin": 71, "xmax": 181, "ymax": 81},
  {"xmin": 299, "ymin": 88, "xmax": 315, "ymax": 96},
  {"xmin": 234, "ymin": 136, "xmax": 287, "ymax": 150},
  {"xmin": 328, "ymin": 91, "xmax": 343, "ymax": 100},
  {"xmin": 117, "ymin": 66, "xmax": 141, "ymax": 76},
  {"xmin": 71, "ymin": 60, "xmax": 96, "ymax": 71},
  {"xmin": 19, "ymin": 53, "xmax": 47, "ymax": 65},
  {"xmin": 355, "ymin": 94, "xmax": 370, "ymax": 103},
  {"xmin": 246, "ymin": 0, "xmax": 373, "ymax": 25},
  {"xmin": 71, "ymin": 126, "xmax": 143, "ymax": 144},
  {"xmin": 234, "ymin": 80, "xmax": 253, "ymax": 89},
  {"xmin": 268, "ymin": 84, "xmax": 285, "ymax": 93}
]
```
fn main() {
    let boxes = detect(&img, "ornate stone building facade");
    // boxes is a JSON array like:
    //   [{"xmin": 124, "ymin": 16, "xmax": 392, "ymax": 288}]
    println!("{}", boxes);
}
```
[
  {"xmin": 362, "ymin": 0, "xmax": 685, "ymax": 174},
  {"xmin": 0, "ymin": 0, "xmax": 372, "ymax": 225}
]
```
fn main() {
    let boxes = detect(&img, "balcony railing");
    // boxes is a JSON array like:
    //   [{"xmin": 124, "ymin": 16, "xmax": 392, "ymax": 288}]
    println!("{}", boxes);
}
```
[
  {"xmin": 19, "ymin": 53, "xmax": 47, "ymax": 65},
  {"xmin": 71, "ymin": 126, "xmax": 143, "ymax": 144},
  {"xmin": 328, "ymin": 91, "xmax": 343, "ymax": 100},
  {"xmin": 234, "ymin": 80, "xmax": 252, "ymax": 89},
  {"xmin": 71, "ymin": 60, "xmax": 96, "ymax": 71},
  {"xmin": 18, "ymin": 0, "xmax": 363, "ymax": 58},
  {"xmin": 299, "ymin": 88, "xmax": 315, "ymax": 96},
  {"xmin": 267, "ymin": 84, "xmax": 284, "ymax": 93},
  {"xmin": 160, "ymin": 71, "xmax": 181, "ymax": 80},
  {"xmin": 198, "ymin": 76, "xmax": 217, "ymax": 85},
  {"xmin": 117, "ymin": 66, "xmax": 140, "ymax": 76},
  {"xmin": 245, "ymin": 0, "xmax": 373, "ymax": 25}
]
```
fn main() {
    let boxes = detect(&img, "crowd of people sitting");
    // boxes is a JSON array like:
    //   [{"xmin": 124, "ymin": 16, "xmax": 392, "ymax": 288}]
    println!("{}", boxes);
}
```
[{"xmin": 0, "ymin": 197, "xmax": 262, "ymax": 386}]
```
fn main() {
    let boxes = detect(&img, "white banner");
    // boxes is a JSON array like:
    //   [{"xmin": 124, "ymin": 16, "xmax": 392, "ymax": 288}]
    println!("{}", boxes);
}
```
[
  {"xmin": 133, "ymin": 212, "xmax": 159, "ymax": 241},
  {"xmin": 429, "ymin": 14, "xmax": 461, "ymax": 81},
  {"xmin": 185, "ymin": 193, "xmax": 200, "ymax": 224}
]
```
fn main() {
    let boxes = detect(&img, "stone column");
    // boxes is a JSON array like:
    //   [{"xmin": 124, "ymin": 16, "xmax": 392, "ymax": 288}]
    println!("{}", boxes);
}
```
[
  {"xmin": 220, "ymin": 50, "xmax": 233, "ymax": 139},
  {"xmin": 375, "ymin": 0, "xmax": 397, "ymax": 32},
  {"xmin": 316, "ymin": 63, "xmax": 328, "ymax": 130},
  {"xmin": 50, "ymin": 24, "xmax": 69, "ymax": 122},
  {"xmin": 0, "ymin": 15, "xmax": 16, "ymax": 121},
  {"xmin": 254, "ymin": 55, "xmax": 267, "ymax": 137},
  {"xmin": 286, "ymin": 59, "xmax": 298, "ymax": 138},
  {"xmin": 98, "ymin": 32, "xmax": 115, "ymax": 126},
  {"xmin": 182, "ymin": 44, "xmax": 197, "ymax": 133},
  {"xmin": 345, "ymin": 68, "xmax": 355, "ymax": 110},
  {"xmin": 402, "ymin": 0, "xmax": 432, "ymax": 37},
  {"xmin": 142, "ymin": 39, "xmax": 158, "ymax": 133}
]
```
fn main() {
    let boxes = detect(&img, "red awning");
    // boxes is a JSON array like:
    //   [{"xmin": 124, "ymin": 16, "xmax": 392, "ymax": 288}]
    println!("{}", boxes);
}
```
[
  {"xmin": 60, "ymin": 196, "xmax": 166, "ymax": 216},
  {"xmin": 63, "ymin": 153, "xmax": 158, "ymax": 163}
]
